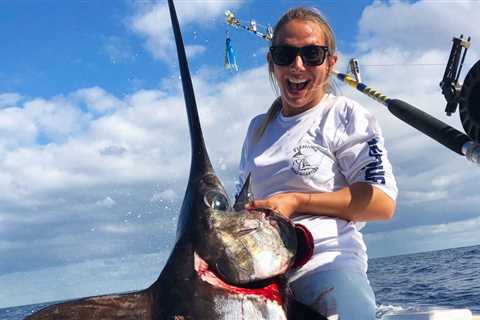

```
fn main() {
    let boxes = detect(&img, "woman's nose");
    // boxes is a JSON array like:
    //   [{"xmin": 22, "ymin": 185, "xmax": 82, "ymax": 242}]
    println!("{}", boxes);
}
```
[{"xmin": 289, "ymin": 54, "xmax": 306, "ymax": 71}]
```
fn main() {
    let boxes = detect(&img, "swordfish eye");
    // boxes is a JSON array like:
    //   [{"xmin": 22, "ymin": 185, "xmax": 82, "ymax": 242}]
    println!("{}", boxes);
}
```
[{"xmin": 203, "ymin": 190, "xmax": 229, "ymax": 211}]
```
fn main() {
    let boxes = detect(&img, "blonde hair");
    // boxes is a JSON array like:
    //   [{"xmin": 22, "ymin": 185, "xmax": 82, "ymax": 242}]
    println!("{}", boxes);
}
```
[{"xmin": 253, "ymin": 7, "xmax": 337, "ymax": 144}]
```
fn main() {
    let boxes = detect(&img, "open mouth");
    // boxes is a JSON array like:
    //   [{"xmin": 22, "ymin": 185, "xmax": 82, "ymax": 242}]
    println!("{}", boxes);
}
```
[{"xmin": 287, "ymin": 78, "xmax": 310, "ymax": 92}]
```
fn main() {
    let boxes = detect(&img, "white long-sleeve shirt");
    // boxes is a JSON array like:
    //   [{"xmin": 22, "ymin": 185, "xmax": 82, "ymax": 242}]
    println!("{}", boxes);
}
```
[{"xmin": 238, "ymin": 94, "xmax": 398, "ymax": 280}]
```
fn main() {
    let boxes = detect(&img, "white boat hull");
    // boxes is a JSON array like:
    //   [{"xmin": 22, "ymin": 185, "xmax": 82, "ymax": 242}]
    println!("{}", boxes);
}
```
[{"xmin": 382, "ymin": 308, "xmax": 479, "ymax": 320}]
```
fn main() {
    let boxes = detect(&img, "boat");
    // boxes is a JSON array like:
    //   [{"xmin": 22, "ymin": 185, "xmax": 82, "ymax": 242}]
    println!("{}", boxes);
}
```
[{"xmin": 381, "ymin": 307, "xmax": 480, "ymax": 319}]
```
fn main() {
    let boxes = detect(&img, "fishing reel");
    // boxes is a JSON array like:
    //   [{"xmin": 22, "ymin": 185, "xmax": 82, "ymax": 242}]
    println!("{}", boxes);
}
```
[{"xmin": 440, "ymin": 35, "xmax": 480, "ymax": 143}]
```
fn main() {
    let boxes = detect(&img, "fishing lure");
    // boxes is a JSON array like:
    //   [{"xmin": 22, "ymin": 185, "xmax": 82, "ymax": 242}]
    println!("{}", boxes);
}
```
[
  {"xmin": 224, "ymin": 34, "xmax": 239, "ymax": 72},
  {"xmin": 224, "ymin": 10, "xmax": 274, "ymax": 72}
]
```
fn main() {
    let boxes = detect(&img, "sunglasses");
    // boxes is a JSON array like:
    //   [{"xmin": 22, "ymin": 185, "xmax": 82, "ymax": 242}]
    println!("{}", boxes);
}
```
[{"xmin": 269, "ymin": 45, "xmax": 329, "ymax": 66}]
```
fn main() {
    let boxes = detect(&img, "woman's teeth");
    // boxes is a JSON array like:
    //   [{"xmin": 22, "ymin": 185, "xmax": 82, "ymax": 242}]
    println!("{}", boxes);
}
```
[{"xmin": 287, "ymin": 78, "xmax": 309, "ymax": 91}]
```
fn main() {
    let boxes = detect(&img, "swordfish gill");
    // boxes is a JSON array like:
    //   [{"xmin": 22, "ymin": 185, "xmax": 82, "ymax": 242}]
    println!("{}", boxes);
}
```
[{"xmin": 25, "ymin": 0, "xmax": 325, "ymax": 319}]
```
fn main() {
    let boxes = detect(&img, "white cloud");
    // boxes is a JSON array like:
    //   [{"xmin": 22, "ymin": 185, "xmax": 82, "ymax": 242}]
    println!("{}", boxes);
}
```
[
  {"xmin": 185, "ymin": 44, "xmax": 206, "ymax": 58},
  {"xmin": 401, "ymin": 190, "xmax": 448, "ymax": 204},
  {"xmin": 96, "ymin": 196, "xmax": 116, "ymax": 208},
  {"xmin": 150, "ymin": 189, "xmax": 178, "ymax": 203},
  {"xmin": 24, "ymin": 97, "xmax": 91, "ymax": 142},
  {"xmin": 129, "ymin": 0, "xmax": 243, "ymax": 61},
  {"xmin": 358, "ymin": 1, "xmax": 480, "ymax": 53},
  {"xmin": 73, "ymin": 87, "xmax": 127, "ymax": 114},
  {"xmin": 0, "ymin": 106, "xmax": 37, "ymax": 148},
  {"xmin": 0, "ymin": 69, "xmax": 271, "ymax": 192},
  {"xmin": 99, "ymin": 223, "xmax": 135, "ymax": 234},
  {"xmin": 102, "ymin": 35, "xmax": 137, "ymax": 63},
  {"xmin": 0, "ymin": 93, "xmax": 22, "ymax": 108},
  {"xmin": 99, "ymin": 145, "xmax": 127, "ymax": 157}
]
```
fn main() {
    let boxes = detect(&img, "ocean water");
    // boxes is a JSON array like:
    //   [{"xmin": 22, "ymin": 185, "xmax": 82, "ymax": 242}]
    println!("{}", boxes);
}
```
[
  {"xmin": 369, "ymin": 245, "xmax": 480, "ymax": 318},
  {"xmin": 1, "ymin": 245, "xmax": 479, "ymax": 319}
]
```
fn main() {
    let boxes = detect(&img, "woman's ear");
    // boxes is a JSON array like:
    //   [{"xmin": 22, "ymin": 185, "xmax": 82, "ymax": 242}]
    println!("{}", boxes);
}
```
[
  {"xmin": 326, "ymin": 54, "xmax": 338, "ymax": 74},
  {"xmin": 328, "ymin": 54, "xmax": 338, "ymax": 69}
]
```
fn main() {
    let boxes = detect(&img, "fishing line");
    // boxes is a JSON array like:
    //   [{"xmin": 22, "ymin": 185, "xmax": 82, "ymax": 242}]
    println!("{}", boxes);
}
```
[{"xmin": 360, "ymin": 63, "xmax": 446, "ymax": 67}]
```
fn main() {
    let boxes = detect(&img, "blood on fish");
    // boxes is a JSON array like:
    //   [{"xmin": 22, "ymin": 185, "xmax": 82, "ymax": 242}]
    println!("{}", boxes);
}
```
[{"xmin": 195, "ymin": 252, "xmax": 283, "ymax": 305}]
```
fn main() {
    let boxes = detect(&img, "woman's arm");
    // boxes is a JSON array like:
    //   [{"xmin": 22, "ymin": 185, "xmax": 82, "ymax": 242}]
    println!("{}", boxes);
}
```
[{"xmin": 245, "ymin": 182, "xmax": 396, "ymax": 221}]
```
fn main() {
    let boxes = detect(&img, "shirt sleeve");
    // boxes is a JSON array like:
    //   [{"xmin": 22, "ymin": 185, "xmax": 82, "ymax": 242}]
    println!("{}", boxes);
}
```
[{"xmin": 333, "ymin": 100, "xmax": 398, "ymax": 201}]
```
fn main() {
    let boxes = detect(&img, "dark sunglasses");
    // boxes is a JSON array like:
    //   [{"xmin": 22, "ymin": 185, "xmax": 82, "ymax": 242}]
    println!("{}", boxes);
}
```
[{"xmin": 269, "ymin": 45, "xmax": 329, "ymax": 66}]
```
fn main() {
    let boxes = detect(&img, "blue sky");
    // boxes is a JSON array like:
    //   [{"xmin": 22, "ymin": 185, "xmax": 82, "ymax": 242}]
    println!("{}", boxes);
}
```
[{"xmin": 1, "ymin": 0, "xmax": 480, "ymax": 309}]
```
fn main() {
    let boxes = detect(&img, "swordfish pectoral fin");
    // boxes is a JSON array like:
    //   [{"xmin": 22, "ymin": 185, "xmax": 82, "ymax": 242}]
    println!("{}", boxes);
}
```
[{"xmin": 24, "ymin": 291, "xmax": 153, "ymax": 320}]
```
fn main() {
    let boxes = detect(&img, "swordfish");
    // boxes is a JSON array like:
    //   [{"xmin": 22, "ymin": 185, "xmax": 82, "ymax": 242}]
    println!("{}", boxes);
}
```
[{"xmin": 25, "ymin": 0, "xmax": 326, "ymax": 319}]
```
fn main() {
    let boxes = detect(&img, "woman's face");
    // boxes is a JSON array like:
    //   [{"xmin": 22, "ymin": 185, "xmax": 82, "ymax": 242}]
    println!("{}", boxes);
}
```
[{"xmin": 270, "ymin": 19, "xmax": 337, "ymax": 117}]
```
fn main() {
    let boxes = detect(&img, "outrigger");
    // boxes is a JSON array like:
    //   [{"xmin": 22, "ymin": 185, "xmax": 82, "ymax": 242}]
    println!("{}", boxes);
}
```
[{"xmin": 225, "ymin": 10, "xmax": 273, "ymax": 41}]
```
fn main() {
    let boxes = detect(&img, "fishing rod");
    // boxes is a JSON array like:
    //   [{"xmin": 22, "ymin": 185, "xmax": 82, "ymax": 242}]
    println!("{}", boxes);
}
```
[
  {"xmin": 334, "ymin": 69, "xmax": 480, "ymax": 164},
  {"xmin": 225, "ymin": 10, "xmax": 480, "ymax": 165},
  {"xmin": 336, "ymin": 35, "xmax": 480, "ymax": 165}
]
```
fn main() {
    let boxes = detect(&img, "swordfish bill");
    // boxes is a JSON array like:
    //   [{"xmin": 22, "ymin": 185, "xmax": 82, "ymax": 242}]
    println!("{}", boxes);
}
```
[
  {"xmin": 166, "ymin": 0, "xmax": 214, "ymax": 238},
  {"xmin": 168, "ymin": 0, "xmax": 211, "ymax": 173}
]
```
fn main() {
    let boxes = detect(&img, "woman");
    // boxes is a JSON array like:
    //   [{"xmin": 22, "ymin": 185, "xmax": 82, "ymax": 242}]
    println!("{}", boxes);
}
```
[{"xmin": 238, "ymin": 7, "xmax": 398, "ymax": 320}]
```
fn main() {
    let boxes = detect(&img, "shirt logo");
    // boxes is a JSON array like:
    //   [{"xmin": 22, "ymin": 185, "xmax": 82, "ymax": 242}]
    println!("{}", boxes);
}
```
[
  {"xmin": 291, "ymin": 145, "xmax": 322, "ymax": 176},
  {"xmin": 364, "ymin": 138, "xmax": 386, "ymax": 184}
]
